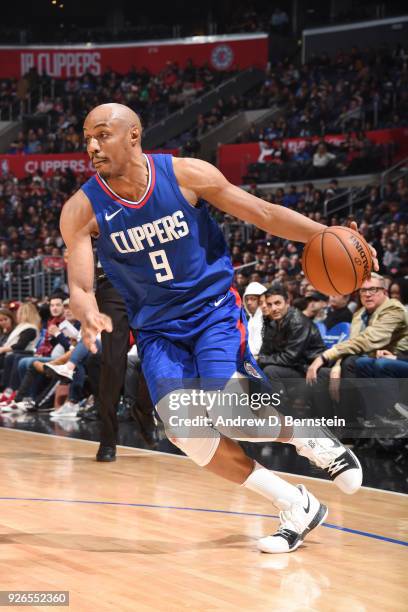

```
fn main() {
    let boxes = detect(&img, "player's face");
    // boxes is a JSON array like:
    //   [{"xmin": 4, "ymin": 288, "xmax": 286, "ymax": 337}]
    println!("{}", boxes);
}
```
[
  {"xmin": 266, "ymin": 295, "xmax": 289, "ymax": 320},
  {"xmin": 83, "ymin": 117, "xmax": 132, "ymax": 179}
]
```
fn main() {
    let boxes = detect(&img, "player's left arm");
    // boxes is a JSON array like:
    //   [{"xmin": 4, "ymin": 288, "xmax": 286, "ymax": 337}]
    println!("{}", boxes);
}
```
[
  {"xmin": 174, "ymin": 158, "xmax": 378, "ymax": 269},
  {"xmin": 174, "ymin": 157, "xmax": 325, "ymax": 243}
]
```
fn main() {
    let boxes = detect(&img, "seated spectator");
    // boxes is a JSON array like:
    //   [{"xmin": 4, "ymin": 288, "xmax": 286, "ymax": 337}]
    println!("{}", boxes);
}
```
[
  {"xmin": 383, "ymin": 240, "xmax": 402, "ymax": 276},
  {"xmin": 257, "ymin": 288, "xmax": 326, "ymax": 405},
  {"xmin": 0, "ymin": 303, "xmax": 41, "ymax": 404},
  {"xmin": 324, "ymin": 295, "xmax": 353, "ymax": 329},
  {"xmin": 354, "ymin": 350, "xmax": 408, "ymax": 427},
  {"xmin": 389, "ymin": 281, "xmax": 408, "ymax": 309},
  {"xmin": 0, "ymin": 308, "xmax": 15, "ymax": 356},
  {"xmin": 293, "ymin": 293, "xmax": 328, "ymax": 321},
  {"xmin": 307, "ymin": 273, "xmax": 408, "ymax": 419},
  {"xmin": 9, "ymin": 294, "xmax": 67, "ymax": 407},
  {"xmin": 36, "ymin": 337, "xmax": 102, "ymax": 417},
  {"xmin": 282, "ymin": 185, "xmax": 300, "ymax": 208},
  {"xmin": 309, "ymin": 143, "xmax": 336, "ymax": 178},
  {"xmin": 243, "ymin": 281, "xmax": 267, "ymax": 358}
]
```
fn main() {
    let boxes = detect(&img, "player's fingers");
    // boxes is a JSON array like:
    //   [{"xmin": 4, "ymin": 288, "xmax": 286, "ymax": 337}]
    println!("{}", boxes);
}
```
[
  {"xmin": 349, "ymin": 221, "xmax": 358, "ymax": 231},
  {"xmin": 102, "ymin": 315, "xmax": 113, "ymax": 333},
  {"xmin": 369, "ymin": 245, "xmax": 379, "ymax": 271},
  {"xmin": 95, "ymin": 314, "xmax": 113, "ymax": 333},
  {"xmin": 89, "ymin": 341, "xmax": 99, "ymax": 354},
  {"xmin": 83, "ymin": 329, "xmax": 98, "ymax": 352}
]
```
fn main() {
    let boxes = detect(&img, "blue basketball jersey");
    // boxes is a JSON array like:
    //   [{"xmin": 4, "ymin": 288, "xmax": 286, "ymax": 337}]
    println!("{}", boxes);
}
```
[{"xmin": 81, "ymin": 153, "xmax": 234, "ymax": 331}]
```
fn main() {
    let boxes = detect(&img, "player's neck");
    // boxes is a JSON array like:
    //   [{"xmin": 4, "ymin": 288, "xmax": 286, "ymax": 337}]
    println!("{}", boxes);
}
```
[{"xmin": 104, "ymin": 154, "xmax": 149, "ymax": 202}]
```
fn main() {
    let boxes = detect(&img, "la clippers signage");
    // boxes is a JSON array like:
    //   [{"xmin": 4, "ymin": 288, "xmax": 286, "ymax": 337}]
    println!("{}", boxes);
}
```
[
  {"xmin": 20, "ymin": 51, "xmax": 102, "ymax": 78},
  {"xmin": 0, "ymin": 34, "xmax": 267, "ymax": 79},
  {"xmin": 0, "ymin": 154, "xmax": 95, "ymax": 178},
  {"xmin": 0, "ymin": 150, "xmax": 179, "ymax": 179}
]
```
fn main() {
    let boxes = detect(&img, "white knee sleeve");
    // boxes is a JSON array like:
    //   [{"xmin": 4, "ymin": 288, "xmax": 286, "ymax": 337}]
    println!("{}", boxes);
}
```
[
  {"xmin": 168, "ymin": 434, "xmax": 221, "ymax": 466},
  {"xmin": 156, "ymin": 390, "xmax": 222, "ymax": 466}
]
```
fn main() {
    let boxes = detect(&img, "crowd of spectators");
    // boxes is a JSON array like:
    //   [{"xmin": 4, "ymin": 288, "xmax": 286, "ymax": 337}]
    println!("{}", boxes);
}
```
[
  {"xmin": 236, "ymin": 44, "xmax": 408, "ymax": 140},
  {"xmin": 179, "ymin": 44, "xmax": 408, "ymax": 150},
  {"xmin": 181, "ymin": 43, "xmax": 407, "ymax": 154},
  {"xmin": 243, "ymin": 133, "xmax": 394, "ymax": 183},
  {"xmin": 2, "ymin": 43, "xmax": 406, "ymax": 155},
  {"xmin": 0, "ymin": 168, "xmax": 77, "ymax": 280},
  {"xmin": 2, "ymin": 62, "xmax": 234, "ymax": 148}
]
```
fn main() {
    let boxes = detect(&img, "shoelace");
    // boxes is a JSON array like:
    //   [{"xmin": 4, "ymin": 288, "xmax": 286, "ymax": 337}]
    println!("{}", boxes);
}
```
[
  {"xmin": 303, "ymin": 440, "xmax": 339, "ymax": 469},
  {"xmin": 325, "ymin": 456, "xmax": 349, "ymax": 476}
]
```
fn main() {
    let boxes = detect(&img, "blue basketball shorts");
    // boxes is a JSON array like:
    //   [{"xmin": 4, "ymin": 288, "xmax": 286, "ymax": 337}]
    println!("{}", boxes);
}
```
[{"xmin": 136, "ymin": 288, "xmax": 267, "ymax": 406}]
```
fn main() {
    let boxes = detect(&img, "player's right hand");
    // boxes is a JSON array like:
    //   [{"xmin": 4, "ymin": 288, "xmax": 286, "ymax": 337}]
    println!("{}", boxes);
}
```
[{"xmin": 82, "ymin": 311, "xmax": 113, "ymax": 353}]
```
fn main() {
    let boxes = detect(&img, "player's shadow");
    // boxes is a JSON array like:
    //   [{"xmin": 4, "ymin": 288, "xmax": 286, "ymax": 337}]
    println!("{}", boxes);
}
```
[{"xmin": 1, "ymin": 532, "xmax": 255, "ymax": 554}]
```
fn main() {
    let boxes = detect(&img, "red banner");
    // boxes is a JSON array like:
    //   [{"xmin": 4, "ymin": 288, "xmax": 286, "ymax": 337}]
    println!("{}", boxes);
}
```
[
  {"xmin": 0, "ymin": 34, "xmax": 268, "ymax": 79},
  {"xmin": 0, "ymin": 150, "xmax": 179, "ymax": 179},
  {"xmin": 218, "ymin": 128, "xmax": 408, "ymax": 184}
]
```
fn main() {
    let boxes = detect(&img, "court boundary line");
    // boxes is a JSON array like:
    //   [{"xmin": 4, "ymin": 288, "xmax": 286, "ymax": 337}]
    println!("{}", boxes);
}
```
[
  {"xmin": 2, "ymin": 426, "xmax": 407, "ymax": 498},
  {"xmin": 0, "ymin": 494, "xmax": 406, "ymax": 548}
]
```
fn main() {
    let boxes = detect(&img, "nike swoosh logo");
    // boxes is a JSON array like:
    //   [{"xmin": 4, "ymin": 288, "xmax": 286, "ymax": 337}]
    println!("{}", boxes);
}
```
[
  {"xmin": 214, "ymin": 293, "xmax": 229, "ymax": 307},
  {"xmin": 303, "ymin": 492, "xmax": 310, "ymax": 513},
  {"xmin": 105, "ymin": 208, "xmax": 122, "ymax": 221}
]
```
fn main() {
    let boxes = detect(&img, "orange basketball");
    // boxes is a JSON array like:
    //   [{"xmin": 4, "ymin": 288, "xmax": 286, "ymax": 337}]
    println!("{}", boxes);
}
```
[{"xmin": 302, "ymin": 226, "xmax": 373, "ymax": 296}]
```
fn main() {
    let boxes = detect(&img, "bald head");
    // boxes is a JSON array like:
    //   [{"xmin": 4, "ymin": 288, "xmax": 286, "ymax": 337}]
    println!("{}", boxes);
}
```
[
  {"xmin": 83, "ymin": 103, "xmax": 143, "ymax": 178},
  {"xmin": 84, "ymin": 103, "xmax": 142, "ymax": 133}
]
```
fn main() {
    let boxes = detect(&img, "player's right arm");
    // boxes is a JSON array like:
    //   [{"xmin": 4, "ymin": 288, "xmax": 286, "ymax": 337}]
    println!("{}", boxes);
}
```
[{"xmin": 60, "ymin": 190, "xmax": 112, "ymax": 352}]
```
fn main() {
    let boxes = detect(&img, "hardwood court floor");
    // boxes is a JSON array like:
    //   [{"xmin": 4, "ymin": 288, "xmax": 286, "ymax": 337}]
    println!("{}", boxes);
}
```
[{"xmin": 0, "ymin": 428, "xmax": 406, "ymax": 611}]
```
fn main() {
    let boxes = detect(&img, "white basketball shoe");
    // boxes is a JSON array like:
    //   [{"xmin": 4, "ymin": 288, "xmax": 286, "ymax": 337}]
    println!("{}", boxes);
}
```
[
  {"xmin": 294, "ymin": 427, "xmax": 362, "ymax": 494},
  {"xmin": 258, "ymin": 485, "xmax": 328, "ymax": 554}
]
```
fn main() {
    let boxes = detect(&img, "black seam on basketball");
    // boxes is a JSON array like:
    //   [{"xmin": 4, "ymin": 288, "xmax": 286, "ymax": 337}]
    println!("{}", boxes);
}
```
[
  {"xmin": 325, "ymin": 230, "xmax": 358, "ymax": 292},
  {"xmin": 321, "ymin": 230, "xmax": 341, "ymax": 295},
  {"xmin": 302, "ymin": 240, "xmax": 310, "ymax": 281},
  {"xmin": 302, "ymin": 233, "xmax": 319, "ymax": 282}
]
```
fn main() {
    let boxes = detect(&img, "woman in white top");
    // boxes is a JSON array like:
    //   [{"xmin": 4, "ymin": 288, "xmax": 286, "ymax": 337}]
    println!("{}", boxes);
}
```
[{"xmin": 0, "ymin": 303, "xmax": 41, "ymax": 403}]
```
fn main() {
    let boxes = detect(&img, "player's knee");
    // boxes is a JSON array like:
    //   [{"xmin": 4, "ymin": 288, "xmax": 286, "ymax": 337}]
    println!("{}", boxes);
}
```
[{"xmin": 168, "ymin": 434, "xmax": 221, "ymax": 466}]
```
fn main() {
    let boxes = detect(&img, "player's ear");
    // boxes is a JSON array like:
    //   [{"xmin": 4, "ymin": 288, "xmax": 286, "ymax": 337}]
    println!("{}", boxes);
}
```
[{"xmin": 130, "ymin": 125, "xmax": 139, "ymax": 146}]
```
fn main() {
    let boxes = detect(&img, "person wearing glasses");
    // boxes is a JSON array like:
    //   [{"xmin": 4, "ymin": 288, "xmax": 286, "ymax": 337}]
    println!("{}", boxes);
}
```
[{"xmin": 306, "ymin": 273, "xmax": 408, "ymax": 427}]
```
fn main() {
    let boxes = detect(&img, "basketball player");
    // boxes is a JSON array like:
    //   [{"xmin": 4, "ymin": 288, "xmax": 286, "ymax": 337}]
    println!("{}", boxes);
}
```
[{"xmin": 60, "ymin": 103, "xmax": 377, "ymax": 554}]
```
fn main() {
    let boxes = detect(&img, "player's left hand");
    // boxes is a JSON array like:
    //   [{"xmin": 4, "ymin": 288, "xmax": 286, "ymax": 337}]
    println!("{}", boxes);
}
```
[
  {"xmin": 349, "ymin": 221, "xmax": 379, "ymax": 272},
  {"xmin": 306, "ymin": 355, "xmax": 324, "ymax": 385}
]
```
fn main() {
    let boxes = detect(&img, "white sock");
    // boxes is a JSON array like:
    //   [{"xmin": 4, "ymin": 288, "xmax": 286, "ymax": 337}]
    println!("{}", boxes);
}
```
[{"xmin": 243, "ymin": 462, "xmax": 302, "ymax": 510}]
